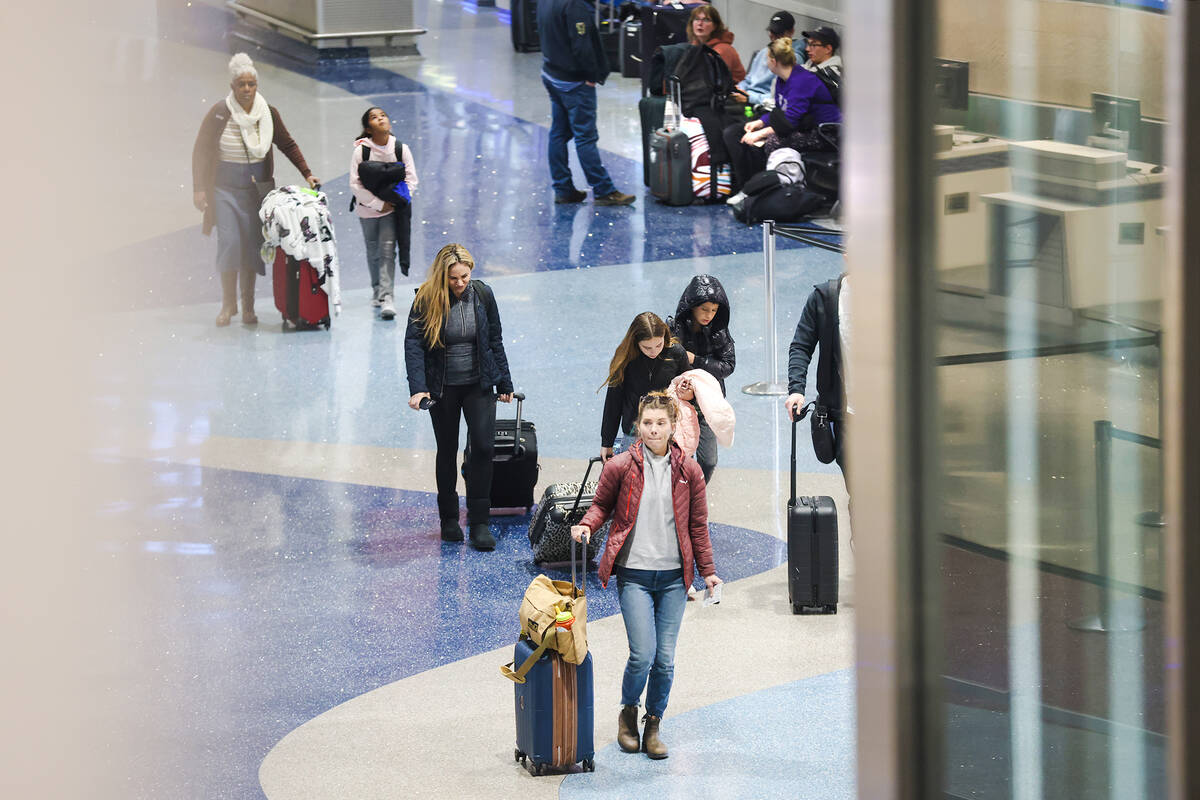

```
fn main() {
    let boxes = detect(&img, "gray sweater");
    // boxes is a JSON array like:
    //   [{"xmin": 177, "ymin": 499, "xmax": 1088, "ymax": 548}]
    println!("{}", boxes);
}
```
[
  {"xmin": 444, "ymin": 286, "xmax": 479, "ymax": 387},
  {"xmin": 615, "ymin": 448, "xmax": 683, "ymax": 571}
]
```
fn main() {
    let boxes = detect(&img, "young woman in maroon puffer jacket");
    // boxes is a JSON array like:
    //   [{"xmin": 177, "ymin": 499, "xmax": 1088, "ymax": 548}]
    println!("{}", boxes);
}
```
[{"xmin": 571, "ymin": 392, "xmax": 722, "ymax": 761}]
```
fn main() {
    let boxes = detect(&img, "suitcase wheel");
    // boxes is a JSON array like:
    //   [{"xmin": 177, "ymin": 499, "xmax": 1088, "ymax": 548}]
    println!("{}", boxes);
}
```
[
  {"xmin": 526, "ymin": 760, "xmax": 546, "ymax": 777},
  {"xmin": 582, "ymin": 758, "xmax": 595, "ymax": 772},
  {"xmin": 514, "ymin": 748, "xmax": 524, "ymax": 763}
]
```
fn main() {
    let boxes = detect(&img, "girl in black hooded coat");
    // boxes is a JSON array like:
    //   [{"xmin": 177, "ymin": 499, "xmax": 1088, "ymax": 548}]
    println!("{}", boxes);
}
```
[{"xmin": 667, "ymin": 274, "xmax": 736, "ymax": 482}]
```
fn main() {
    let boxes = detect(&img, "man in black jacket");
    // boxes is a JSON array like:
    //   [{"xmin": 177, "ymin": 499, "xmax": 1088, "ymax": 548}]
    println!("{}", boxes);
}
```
[
  {"xmin": 784, "ymin": 274, "xmax": 848, "ymax": 472},
  {"xmin": 537, "ymin": 0, "xmax": 635, "ymax": 206}
]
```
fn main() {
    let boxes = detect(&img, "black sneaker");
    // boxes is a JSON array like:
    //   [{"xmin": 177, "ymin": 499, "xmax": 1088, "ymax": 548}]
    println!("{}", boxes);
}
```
[
  {"xmin": 555, "ymin": 188, "xmax": 588, "ymax": 204},
  {"xmin": 440, "ymin": 519, "xmax": 464, "ymax": 542},
  {"xmin": 595, "ymin": 190, "xmax": 636, "ymax": 206},
  {"xmin": 468, "ymin": 523, "xmax": 496, "ymax": 551}
]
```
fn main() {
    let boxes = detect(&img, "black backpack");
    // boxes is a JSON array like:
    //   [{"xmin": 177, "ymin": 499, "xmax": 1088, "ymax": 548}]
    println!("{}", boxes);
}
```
[{"xmin": 811, "ymin": 66, "xmax": 841, "ymax": 106}]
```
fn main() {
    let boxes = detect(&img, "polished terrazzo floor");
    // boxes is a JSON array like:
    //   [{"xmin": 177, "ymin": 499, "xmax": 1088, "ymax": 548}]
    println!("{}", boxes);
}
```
[{"xmin": 92, "ymin": 2, "xmax": 855, "ymax": 798}]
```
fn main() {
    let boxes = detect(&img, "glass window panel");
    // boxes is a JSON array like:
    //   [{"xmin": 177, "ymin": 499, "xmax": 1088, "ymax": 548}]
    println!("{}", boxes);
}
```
[{"xmin": 931, "ymin": 0, "xmax": 1167, "ymax": 797}]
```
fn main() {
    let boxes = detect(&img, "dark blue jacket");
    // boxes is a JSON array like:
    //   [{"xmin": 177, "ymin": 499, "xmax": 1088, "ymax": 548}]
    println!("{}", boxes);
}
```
[
  {"xmin": 404, "ymin": 280, "xmax": 514, "ymax": 397},
  {"xmin": 537, "ymin": 0, "xmax": 608, "ymax": 85}
]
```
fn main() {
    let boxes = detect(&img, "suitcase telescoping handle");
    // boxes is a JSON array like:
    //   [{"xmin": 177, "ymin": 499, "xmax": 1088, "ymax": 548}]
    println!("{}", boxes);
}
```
[
  {"xmin": 507, "ymin": 391, "xmax": 526, "ymax": 458},
  {"xmin": 790, "ymin": 402, "xmax": 815, "ymax": 504},
  {"xmin": 666, "ymin": 75, "xmax": 683, "ymax": 129}
]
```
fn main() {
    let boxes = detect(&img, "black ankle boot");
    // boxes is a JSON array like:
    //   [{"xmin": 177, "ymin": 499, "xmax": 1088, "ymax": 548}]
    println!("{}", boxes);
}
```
[
  {"xmin": 468, "ymin": 523, "xmax": 495, "ymax": 551},
  {"xmin": 440, "ymin": 518, "xmax": 464, "ymax": 542}
]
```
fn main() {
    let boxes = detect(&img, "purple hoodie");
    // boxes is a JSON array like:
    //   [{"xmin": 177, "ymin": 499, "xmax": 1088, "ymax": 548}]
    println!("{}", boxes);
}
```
[{"xmin": 760, "ymin": 66, "xmax": 841, "ymax": 135}]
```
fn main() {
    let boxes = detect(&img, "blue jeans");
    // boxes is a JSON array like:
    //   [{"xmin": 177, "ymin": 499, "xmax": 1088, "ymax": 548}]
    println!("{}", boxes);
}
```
[
  {"xmin": 616, "ymin": 566, "xmax": 687, "ymax": 717},
  {"xmin": 542, "ymin": 78, "xmax": 617, "ymax": 198}
]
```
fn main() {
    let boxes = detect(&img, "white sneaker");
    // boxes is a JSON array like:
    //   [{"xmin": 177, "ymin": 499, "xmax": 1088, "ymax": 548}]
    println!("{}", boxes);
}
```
[
  {"xmin": 725, "ymin": 191, "xmax": 747, "ymax": 206},
  {"xmin": 371, "ymin": 290, "xmax": 383, "ymax": 308},
  {"xmin": 380, "ymin": 296, "xmax": 396, "ymax": 320}
]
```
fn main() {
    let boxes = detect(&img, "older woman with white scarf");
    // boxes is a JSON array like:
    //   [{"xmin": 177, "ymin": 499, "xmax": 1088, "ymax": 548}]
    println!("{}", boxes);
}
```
[{"xmin": 192, "ymin": 53, "xmax": 321, "ymax": 326}]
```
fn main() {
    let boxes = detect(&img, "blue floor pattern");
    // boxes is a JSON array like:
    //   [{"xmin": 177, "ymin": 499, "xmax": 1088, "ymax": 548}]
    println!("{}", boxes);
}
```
[
  {"xmin": 560, "ymin": 670, "xmax": 856, "ymax": 800},
  {"xmin": 96, "ymin": 457, "xmax": 785, "ymax": 798}
]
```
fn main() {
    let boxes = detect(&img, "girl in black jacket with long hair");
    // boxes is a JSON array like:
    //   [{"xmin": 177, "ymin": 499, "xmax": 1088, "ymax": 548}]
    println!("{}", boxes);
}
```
[
  {"xmin": 405, "ymin": 243, "xmax": 513, "ymax": 550},
  {"xmin": 600, "ymin": 312, "xmax": 691, "ymax": 462},
  {"xmin": 667, "ymin": 274, "xmax": 735, "ymax": 482}
]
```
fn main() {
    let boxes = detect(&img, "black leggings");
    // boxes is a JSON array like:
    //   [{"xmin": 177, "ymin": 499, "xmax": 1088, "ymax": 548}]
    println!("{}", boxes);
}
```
[
  {"xmin": 722, "ymin": 121, "xmax": 768, "ymax": 193},
  {"xmin": 429, "ymin": 383, "xmax": 496, "ymax": 524}
]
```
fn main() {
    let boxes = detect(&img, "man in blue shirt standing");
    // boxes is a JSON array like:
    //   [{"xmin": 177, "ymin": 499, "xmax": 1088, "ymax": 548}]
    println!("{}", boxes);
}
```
[{"xmin": 537, "ymin": 0, "xmax": 636, "ymax": 206}]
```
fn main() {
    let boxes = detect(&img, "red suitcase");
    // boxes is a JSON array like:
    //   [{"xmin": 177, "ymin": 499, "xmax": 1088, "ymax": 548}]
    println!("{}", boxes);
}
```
[{"xmin": 272, "ymin": 248, "xmax": 330, "ymax": 331}]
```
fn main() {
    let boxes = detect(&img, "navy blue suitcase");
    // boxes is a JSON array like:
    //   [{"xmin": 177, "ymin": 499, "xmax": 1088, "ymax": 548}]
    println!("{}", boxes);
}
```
[
  {"xmin": 512, "ymin": 639, "xmax": 595, "ymax": 774},
  {"xmin": 788, "ymin": 414, "xmax": 839, "ymax": 614}
]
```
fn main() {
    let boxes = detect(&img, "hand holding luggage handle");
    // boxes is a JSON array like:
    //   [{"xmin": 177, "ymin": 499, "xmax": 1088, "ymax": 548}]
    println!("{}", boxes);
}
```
[{"xmin": 790, "ymin": 401, "xmax": 815, "ymax": 503}]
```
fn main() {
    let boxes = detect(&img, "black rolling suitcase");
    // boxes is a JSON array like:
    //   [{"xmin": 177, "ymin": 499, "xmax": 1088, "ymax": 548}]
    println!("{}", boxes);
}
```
[
  {"xmin": 528, "ymin": 457, "xmax": 610, "ymax": 563},
  {"xmin": 464, "ymin": 392, "xmax": 539, "ymax": 513},
  {"xmin": 511, "ymin": 0, "xmax": 540, "ymax": 52},
  {"xmin": 788, "ymin": 411, "xmax": 839, "ymax": 614},
  {"xmin": 649, "ymin": 78, "xmax": 693, "ymax": 206},
  {"xmin": 639, "ymin": 2, "xmax": 690, "ymax": 94},
  {"xmin": 620, "ymin": 18, "xmax": 643, "ymax": 78},
  {"xmin": 638, "ymin": 95, "xmax": 666, "ymax": 186},
  {"xmin": 597, "ymin": 1, "xmax": 620, "ymax": 73}
]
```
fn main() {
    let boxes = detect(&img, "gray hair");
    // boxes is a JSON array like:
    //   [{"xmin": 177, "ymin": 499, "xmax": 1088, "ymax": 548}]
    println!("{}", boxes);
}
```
[{"xmin": 228, "ymin": 52, "xmax": 257, "ymax": 81}]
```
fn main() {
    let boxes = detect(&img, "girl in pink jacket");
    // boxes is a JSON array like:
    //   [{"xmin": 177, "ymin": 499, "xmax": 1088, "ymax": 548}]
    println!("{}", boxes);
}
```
[{"xmin": 572, "ymin": 392, "xmax": 722, "ymax": 761}]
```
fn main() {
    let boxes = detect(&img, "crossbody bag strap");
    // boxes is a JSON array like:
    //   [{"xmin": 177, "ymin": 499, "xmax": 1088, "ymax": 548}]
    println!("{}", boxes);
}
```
[{"xmin": 500, "ymin": 636, "xmax": 553, "ymax": 683}]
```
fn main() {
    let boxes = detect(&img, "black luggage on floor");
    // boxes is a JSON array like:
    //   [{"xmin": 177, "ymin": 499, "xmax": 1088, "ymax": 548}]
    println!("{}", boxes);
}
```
[
  {"xmin": 528, "ymin": 457, "xmax": 610, "ymax": 563},
  {"xmin": 649, "ymin": 78, "xmax": 693, "ymax": 205},
  {"xmin": 787, "ymin": 412, "xmax": 839, "ymax": 614},
  {"xmin": 596, "ymin": 0, "xmax": 621, "ymax": 73},
  {"xmin": 620, "ymin": 18, "xmax": 643, "ymax": 78},
  {"xmin": 639, "ymin": 3, "xmax": 690, "ymax": 94},
  {"xmin": 511, "ymin": 0, "xmax": 540, "ymax": 52},
  {"xmin": 638, "ymin": 95, "xmax": 666, "ymax": 186},
  {"xmin": 464, "ymin": 392, "xmax": 539, "ymax": 513},
  {"xmin": 737, "ymin": 183, "xmax": 831, "ymax": 225}
]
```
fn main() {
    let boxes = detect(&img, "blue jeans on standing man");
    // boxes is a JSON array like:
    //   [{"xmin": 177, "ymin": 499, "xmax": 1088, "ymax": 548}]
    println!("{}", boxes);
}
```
[
  {"xmin": 615, "ymin": 566, "xmax": 687, "ymax": 718},
  {"xmin": 542, "ymin": 76, "xmax": 617, "ymax": 199}
]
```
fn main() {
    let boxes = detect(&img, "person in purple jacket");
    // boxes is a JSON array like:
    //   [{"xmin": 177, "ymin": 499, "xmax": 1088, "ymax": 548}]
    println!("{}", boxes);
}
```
[{"xmin": 722, "ymin": 37, "xmax": 841, "ymax": 193}]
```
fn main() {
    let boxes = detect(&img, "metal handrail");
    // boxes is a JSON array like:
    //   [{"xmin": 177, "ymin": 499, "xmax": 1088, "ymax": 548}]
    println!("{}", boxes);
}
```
[{"xmin": 226, "ymin": 1, "xmax": 426, "ymax": 41}]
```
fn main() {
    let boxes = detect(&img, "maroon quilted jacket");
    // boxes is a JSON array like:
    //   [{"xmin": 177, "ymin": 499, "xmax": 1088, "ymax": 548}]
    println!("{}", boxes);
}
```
[{"xmin": 579, "ymin": 440, "xmax": 716, "ymax": 589}]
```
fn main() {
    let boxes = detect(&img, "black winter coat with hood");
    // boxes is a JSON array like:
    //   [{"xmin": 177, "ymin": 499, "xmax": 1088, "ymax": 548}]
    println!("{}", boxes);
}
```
[{"xmin": 667, "ymin": 275, "xmax": 736, "ymax": 395}]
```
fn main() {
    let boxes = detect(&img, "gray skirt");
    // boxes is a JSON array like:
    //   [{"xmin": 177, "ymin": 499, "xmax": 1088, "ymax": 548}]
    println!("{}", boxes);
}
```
[{"xmin": 214, "ymin": 160, "xmax": 269, "ymax": 275}]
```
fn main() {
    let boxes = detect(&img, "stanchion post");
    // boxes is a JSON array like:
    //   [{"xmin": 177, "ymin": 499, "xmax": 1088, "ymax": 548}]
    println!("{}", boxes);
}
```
[
  {"xmin": 743, "ymin": 221, "xmax": 788, "ymax": 396},
  {"xmin": 1068, "ymin": 420, "xmax": 1145, "ymax": 632}
]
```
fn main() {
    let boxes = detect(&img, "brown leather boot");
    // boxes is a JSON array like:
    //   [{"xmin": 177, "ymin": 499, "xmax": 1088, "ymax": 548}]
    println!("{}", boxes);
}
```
[
  {"xmin": 216, "ymin": 272, "xmax": 238, "ymax": 327},
  {"xmin": 641, "ymin": 714, "xmax": 667, "ymax": 759},
  {"xmin": 239, "ymin": 271, "xmax": 258, "ymax": 325},
  {"xmin": 617, "ymin": 705, "xmax": 640, "ymax": 753}
]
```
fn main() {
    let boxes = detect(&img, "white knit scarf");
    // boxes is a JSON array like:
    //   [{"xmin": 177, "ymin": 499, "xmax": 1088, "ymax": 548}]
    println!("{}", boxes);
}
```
[{"xmin": 225, "ymin": 91, "xmax": 274, "ymax": 160}]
